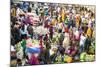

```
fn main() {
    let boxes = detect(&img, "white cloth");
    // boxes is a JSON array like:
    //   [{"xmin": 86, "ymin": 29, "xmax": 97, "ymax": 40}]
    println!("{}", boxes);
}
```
[
  {"xmin": 74, "ymin": 30, "xmax": 80, "ymax": 39},
  {"xmin": 88, "ymin": 20, "xmax": 92, "ymax": 28},
  {"xmin": 63, "ymin": 33, "xmax": 70, "ymax": 48},
  {"xmin": 16, "ymin": 8, "xmax": 20, "ymax": 17},
  {"xmin": 57, "ymin": 7, "xmax": 60, "ymax": 13},
  {"xmin": 80, "ymin": 35, "xmax": 86, "ymax": 46},
  {"xmin": 81, "ymin": 16, "xmax": 85, "ymax": 23},
  {"xmin": 11, "ymin": 45, "xmax": 15, "ymax": 51}
]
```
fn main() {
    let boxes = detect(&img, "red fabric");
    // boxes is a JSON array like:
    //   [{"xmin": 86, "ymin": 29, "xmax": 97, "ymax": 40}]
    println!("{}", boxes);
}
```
[
  {"xmin": 39, "ymin": 35, "xmax": 43, "ymax": 49},
  {"xmin": 65, "ymin": 27, "xmax": 69, "ymax": 33}
]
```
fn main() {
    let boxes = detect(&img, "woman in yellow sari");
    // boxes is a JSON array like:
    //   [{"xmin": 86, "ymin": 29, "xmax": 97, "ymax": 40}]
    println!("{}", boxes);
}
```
[
  {"xmin": 61, "ymin": 9, "xmax": 65, "ymax": 22},
  {"xmin": 86, "ymin": 27, "xmax": 92, "ymax": 38}
]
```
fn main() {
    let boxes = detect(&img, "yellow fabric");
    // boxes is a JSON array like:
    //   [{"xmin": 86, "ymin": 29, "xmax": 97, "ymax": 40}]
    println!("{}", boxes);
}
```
[
  {"xmin": 86, "ymin": 28, "xmax": 92, "ymax": 37},
  {"xmin": 51, "ymin": 19, "xmax": 57, "ymax": 26},
  {"xmin": 65, "ymin": 56, "xmax": 73, "ymax": 63},
  {"xmin": 61, "ymin": 10, "xmax": 65, "ymax": 22},
  {"xmin": 76, "ymin": 18, "xmax": 79, "ymax": 27},
  {"xmin": 11, "ymin": 8, "xmax": 16, "ymax": 16}
]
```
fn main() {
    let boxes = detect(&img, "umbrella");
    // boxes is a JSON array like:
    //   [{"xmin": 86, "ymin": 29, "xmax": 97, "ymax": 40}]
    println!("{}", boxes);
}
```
[
  {"xmin": 26, "ymin": 42, "xmax": 40, "ymax": 54},
  {"xmin": 26, "ymin": 47, "xmax": 40, "ymax": 54}
]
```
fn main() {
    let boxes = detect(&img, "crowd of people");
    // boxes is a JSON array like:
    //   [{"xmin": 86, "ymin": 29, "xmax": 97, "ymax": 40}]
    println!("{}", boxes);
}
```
[{"xmin": 10, "ymin": 1, "xmax": 95, "ymax": 66}]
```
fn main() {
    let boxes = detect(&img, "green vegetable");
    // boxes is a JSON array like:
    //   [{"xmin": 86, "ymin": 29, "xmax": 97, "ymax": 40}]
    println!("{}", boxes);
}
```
[
  {"xmin": 89, "ymin": 44, "xmax": 95, "ymax": 54},
  {"xmin": 85, "ymin": 54, "xmax": 95, "ymax": 62},
  {"xmin": 80, "ymin": 52, "xmax": 87, "ymax": 62}
]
